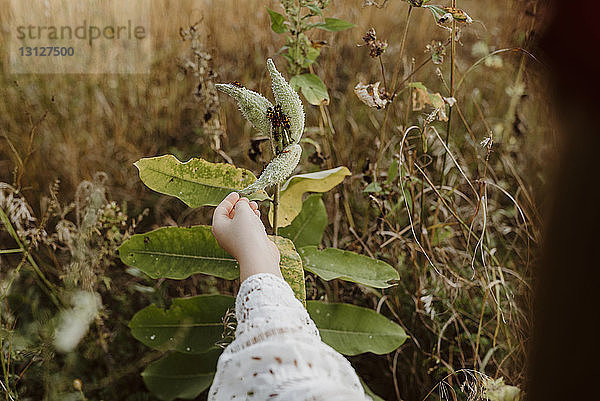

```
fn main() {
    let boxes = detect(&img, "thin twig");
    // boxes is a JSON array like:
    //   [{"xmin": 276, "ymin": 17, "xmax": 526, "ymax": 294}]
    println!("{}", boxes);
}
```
[{"xmin": 273, "ymin": 183, "xmax": 280, "ymax": 235}]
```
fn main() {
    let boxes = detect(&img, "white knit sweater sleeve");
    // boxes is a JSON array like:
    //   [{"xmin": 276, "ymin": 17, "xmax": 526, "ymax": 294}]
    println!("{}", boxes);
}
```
[{"xmin": 208, "ymin": 273, "xmax": 372, "ymax": 401}]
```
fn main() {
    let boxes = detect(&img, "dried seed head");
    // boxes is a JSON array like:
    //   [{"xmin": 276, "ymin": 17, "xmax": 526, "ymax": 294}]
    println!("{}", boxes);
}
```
[
  {"xmin": 239, "ymin": 143, "xmax": 302, "ymax": 196},
  {"xmin": 360, "ymin": 28, "xmax": 388, "ymax": 58},
  {"xmin": 425, "ymin": 40, "xmax": 446, "ymax": 65},
  {"xmin": 362, "ymin": 28, "xmax": 377, "ymax": 44},
  {"xmin": 215, "ymin": 83, "xmax": 273, "ymax": 137},
  {"xmin": 369, "ymin": 40, "xmax": 388, "ymax": 58},
  {"xmin": 267, "ymin": 58, "xmax": 305, "ymax": 144}
]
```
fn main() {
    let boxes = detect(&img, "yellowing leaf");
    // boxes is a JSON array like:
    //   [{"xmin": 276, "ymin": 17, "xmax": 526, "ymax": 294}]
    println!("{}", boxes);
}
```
[
  {"xmin": 273, "ymin": 167, "xmax": 351, "ymax": 227},
  {"xmin": 135, "ymin": 155, "xmax": 267, "ymax": 207},
  {"xmin": 270, "ymin": 235, "xmax": 306, "ymax": 305}
]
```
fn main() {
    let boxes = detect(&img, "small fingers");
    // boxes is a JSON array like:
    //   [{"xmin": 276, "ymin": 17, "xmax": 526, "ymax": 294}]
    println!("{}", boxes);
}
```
[
  {"xmin": 214, "ymin": 192, "xmax": 240, "ymax": 220},
  {"xmin": 234, "ymin": 197, "xmax": 263, "ymax": 221}
]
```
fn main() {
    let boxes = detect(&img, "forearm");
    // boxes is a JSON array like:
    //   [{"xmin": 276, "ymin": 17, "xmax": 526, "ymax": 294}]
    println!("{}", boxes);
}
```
[
  {"xmin": 239, "ymin": 259, "xmax": 282, "ymax": 282},
  {"xmin": 236, "ymin": 237, "xmax": 283, "ymax": 282}
]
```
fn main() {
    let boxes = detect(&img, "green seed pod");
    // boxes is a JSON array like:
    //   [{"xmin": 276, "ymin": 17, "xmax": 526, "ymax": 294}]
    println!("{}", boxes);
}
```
[
  {"xmin": 239, "ymin": 144, "xmax": 302, "ymax": 196},
  {"xmin": 267, "ymin": 59, "xmax": 305, "ymax": 144},
  {"xmin": 215, "ymin": 83, "xmax": 273, "ymax": 137}
]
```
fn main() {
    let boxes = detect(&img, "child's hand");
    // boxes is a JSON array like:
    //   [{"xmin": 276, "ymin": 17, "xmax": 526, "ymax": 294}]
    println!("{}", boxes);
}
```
[{"xmin": 211, "ymin": 192, "xmax": 281, "ymax": 281}]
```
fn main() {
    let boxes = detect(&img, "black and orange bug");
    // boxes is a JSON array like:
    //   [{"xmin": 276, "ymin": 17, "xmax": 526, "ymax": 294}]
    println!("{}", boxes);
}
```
[
  {"xmin": 266, "ymin": 106, "xmax": 275, "ymax": 122},
  {"xmin": 280, "ymin": 113, "xmax": 291, "ymax": 130},
  {"xmin": 231, "ymin": 81, "xmax": 244, "ymax": 88},
  {"xmin": 267, "ymin": 104, "xmax": 294, "ymax": 155}
]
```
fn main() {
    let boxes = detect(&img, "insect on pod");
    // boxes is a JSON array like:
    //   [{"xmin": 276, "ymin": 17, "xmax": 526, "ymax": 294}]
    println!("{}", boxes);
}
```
[
  {"xmin": 269, "ymin": 105, "xmax": 293, "ymax": 152},
  {"xmin": 215, "ymin": 59, "xmax": 305, "ymax": 196}
]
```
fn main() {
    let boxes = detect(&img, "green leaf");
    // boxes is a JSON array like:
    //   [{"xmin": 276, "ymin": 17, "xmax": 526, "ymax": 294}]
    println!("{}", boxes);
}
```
[
  {"xmin": 290, "ymin": 74, "xmax": 330, "ymax": 106},
  {"xmin": 302, "ymin": 46, "xmax": 321, "ymax": 68},
  {"xmin": 363, "ymin": 182, "xmax": 382, "ymax": 193},
  {"xmin": 299, "ymin": 246, "xmax": 399, "ymax": 288},
  {"xmin": 266, "ymin": 7, "xmax": 287, "ymax": 34},
  {"xmin": 119, "ymin": 226, "xmax": 304, "ymax": 301},
  {"xmin": 129, "ymin": 294, "xmax": 234, "ymax": 354},
  {"xmin": 141, "ymin": 350, "xmax": 221, "ymax": 401},
  {"xmin": 275, "ymin": 166, "xmax": 351, "ymax": 227},
  {"xmin": 271, "ymin": 236, "xmax": 306, "ymax": 305},
  {"xmin": 307, "ymin": 301, "xmax": 407, "ymax": 355},
  {"xmin": 279, "ymin": 194, "xmax": 327, "ymax": 248},
  {"xmin": 305, "ymin": 4, "xmax": 323, "ymax": 16},
  {"xmin": 386, "ymin": 159, "xmax": 399, "ymax": 184},
  {"xmin": 359, "ymin": 377, "xmax": 385, "ymax": 401},
  {"xmin": 118, "ymin": 226, "xmax": 239, "ymax": 280},
  {"xmin": 315, "ymin": 17, "xmax": 356, "ymax": 32},
  {"xmin": 134, "ymin": 155, "xmax": 266, "ymax": 208}
]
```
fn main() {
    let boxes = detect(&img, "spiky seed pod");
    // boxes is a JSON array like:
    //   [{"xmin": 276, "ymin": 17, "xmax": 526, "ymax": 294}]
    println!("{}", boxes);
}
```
[
  {"xmin": 267, "ymin": 59, "xmax": 305, "ymax": 144},
  {"xmin": 239, "ymin": 144, "xmax": 302, "ymax": 196},
  {"xmin": 215, "ymin": 84, "xmax": 273, "ymax": 137}
]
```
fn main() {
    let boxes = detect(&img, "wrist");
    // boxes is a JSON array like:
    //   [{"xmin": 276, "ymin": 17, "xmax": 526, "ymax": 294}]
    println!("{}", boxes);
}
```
[{"xmin": 238, "ymin": 257, "xmax": 281, "ymax": 282}]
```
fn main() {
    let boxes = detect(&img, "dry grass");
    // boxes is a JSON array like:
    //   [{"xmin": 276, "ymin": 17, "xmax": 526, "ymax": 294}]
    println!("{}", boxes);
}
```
[{"xmin": 1, "ymin": 0, "xmax": 552, "ymax": 399}]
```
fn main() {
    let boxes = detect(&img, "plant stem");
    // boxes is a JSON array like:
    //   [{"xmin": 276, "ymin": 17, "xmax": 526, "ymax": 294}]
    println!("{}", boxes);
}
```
[
  {"xmin": 0, "ymin": 207, "xmax": 62, "ymax": 308},
  {"xmin": 432, "ymin": 2, "xmax": 457, "ymax": 241},
  {"xmin": 378, "ymin": 55, "xmax": 388, "ymax": 93},
  {"xmin": 390, "ymin": 5, "xmax": 413, "ymax": 94},
  {"xmin": 378, "ymin": 4, "xmax": 412, "ymax": 174},
  {"xmin": 440, "ymin": 1, "xmax": 457, "ymax": 188},
  {"xmin": 273, "ymin": 183, "xmax": 280, "ymax": 236}
]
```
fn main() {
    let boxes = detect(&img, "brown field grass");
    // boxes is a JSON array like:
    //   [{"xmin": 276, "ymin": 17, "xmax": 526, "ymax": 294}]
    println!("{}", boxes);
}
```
[{"xmin": 1, "ymin": 0, "xmax": 551, "ymax": 399}]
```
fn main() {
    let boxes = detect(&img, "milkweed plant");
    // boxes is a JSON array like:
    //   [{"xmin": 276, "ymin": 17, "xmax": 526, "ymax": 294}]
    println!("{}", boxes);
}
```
[
  {"xmin": 216, "ymin": 59, "xmax": 305, "ymax": 197},
  {"xmin": 118, "ymin": 55, "xmax": 405, "ymax": 400}
]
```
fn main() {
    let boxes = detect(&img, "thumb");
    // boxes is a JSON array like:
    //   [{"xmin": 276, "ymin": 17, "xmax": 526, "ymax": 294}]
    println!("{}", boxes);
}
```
[{"xmin": 213, "ymin": 192, "xmax": 240, "ymax": 227}]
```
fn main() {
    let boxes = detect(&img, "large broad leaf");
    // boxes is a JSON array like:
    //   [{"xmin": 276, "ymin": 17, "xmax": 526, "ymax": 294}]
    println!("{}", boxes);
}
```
[
  {"xmin": 142, "ymin": 349, "xmax": 221, "ymax": 401},
  {"xmin": 279, "ymin": 194, "xmax": 327, "ymax": 248},
  {"xmin": 307, "ymin": 301, "xmax": 407, "ymax": 356},
  {"xmin": 275, "ymin": 166, "xmax": 350, "ymax": 227},
  {"xmin": 129, "ymin": 294, "xmax": 235, "ymax": 354},
  {"xmin": 290, "ymin": 74, "xmax": 330, "ymax": 106},
  {"xmin": 299, "ymin": 246, "xmax": 399, "ymax": 288},
  {"xmin": 134, "ymin": 155, "xmax": 266, "ymax": 207},
  {"xmin": 119, "ymin": 225, "xmax": 305, "ymax": 302},
  {"xmin": 118, "ymin": 225, "xmax": 239, "ymax": 280},
  {"xmin": 270, "ymin": 236, "xmax": 306, "ymax": 305}
]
